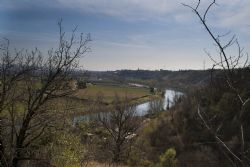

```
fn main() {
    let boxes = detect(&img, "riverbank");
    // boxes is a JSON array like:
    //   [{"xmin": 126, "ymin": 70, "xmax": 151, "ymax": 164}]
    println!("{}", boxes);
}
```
[
  {"xmin": 69, "ymin": 92, "xmax": 162, "ymax": 117},
  {"xmin": 73, "ymin": 89, "xmax": 182, "ymax": 124},
  {"xmin": 64, "ymin": 84, "xmax": 163, "ymax": 117}
]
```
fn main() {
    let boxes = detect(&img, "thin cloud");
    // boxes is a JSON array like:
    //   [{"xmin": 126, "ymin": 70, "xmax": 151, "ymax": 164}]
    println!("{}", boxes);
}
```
[
  {"xmin": 217, "ymin": 5, "xmax": 250, "ymax": 28},
  {"xmin": 55, "ymin": 0, "xmax": 178, "ymax": 16},
  {"xmin": 2, "ymin": 0, "xmax": 250, "ymax": 26},
  {"xmin": 1, "ymin": 0, "xmax": 250, "ymax": 70}
]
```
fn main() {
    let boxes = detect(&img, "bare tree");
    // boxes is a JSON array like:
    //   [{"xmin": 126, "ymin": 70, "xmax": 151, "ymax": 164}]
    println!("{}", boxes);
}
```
[
  {"xmin": 148, "ymin": 97, "xmax": 164, "ymax": 115},
  {"xmin": 0, "ymin": 38, "xmax": 42, "ymax": 167},
  {"xmin": 183, "ymin": 1, "xmax": 250, "ymax": 166},
  {"xmin": 97, "ymin": 96, "xmax": 141, "ymax": 167},
  {"xmin": 0, "ymin": 20, "xmax": 91, "ymax": 167}
]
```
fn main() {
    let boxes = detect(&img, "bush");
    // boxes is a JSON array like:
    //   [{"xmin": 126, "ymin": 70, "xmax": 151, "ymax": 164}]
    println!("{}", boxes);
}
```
[{"xmin": 159, "ymin": 148, "xmax": 177, "ymax": 167}]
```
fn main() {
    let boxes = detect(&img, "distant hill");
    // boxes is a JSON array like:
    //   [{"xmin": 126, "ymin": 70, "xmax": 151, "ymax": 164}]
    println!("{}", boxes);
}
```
[{"xmin": 84, "ymin": 69, "xmax": 220, "ymax": 91}]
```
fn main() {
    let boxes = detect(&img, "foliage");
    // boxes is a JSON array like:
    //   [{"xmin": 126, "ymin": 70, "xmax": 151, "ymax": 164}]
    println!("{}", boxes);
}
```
[
  {"xmin": 159, "ymin": 148, "xmax": 177, "ymax": 167},
  {"xmin": 51, "ymin": 131, "xmax": 85, "ymax": 167}
]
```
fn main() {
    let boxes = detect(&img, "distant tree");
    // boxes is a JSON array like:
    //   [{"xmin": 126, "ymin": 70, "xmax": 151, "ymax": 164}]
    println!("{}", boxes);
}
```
[{"xmin": 0, "ymin": 20, "xmax": 91, "ymax": 167}]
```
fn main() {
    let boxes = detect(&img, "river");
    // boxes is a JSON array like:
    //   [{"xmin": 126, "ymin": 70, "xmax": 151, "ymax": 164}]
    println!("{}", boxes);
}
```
[
  {"xmin": 135, "ymin": 89, "xmax": 182, "ymax": 116},
  {"xmin": 73, "ymin": 89, "xmax": 183, "ymax": 125}
]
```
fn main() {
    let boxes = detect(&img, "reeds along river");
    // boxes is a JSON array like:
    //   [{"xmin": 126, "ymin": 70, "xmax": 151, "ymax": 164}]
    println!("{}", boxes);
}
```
[{"xmin": 73, "ymin": 89, "xmax": 183, "ymax": 125}]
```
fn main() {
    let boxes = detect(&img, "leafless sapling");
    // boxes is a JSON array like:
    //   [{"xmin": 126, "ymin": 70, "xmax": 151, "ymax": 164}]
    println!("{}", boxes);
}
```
[
  {"xmin": 97, "ymin": 96, "xmax": 141, "ymax": 167},
  {"xmin": 183, "ymin": 1, "xmax": 250, "ymax": 166}
]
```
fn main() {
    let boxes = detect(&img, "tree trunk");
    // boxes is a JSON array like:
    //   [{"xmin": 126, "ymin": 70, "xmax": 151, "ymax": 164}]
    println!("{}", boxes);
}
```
[{"xmin": 12, "ymin": 111, "xmax": 34, "ymax": 167}]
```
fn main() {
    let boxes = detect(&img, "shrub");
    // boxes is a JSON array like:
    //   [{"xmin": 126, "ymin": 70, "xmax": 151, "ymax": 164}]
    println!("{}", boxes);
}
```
[{"xmin": 159, "ymin": 148, "xmax": 177, "ymax": 167}]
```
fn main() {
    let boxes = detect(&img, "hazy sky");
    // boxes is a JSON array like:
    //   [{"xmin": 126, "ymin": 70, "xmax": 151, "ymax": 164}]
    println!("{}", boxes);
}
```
[{"xmin": 1, "ymin": 0, "xmax": 250, "ymax": 70}]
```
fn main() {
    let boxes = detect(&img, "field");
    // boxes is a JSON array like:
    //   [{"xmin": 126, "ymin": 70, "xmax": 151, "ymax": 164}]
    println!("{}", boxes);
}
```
[{"xmin": 73, "ymin": 84, "xmax": 152, "ymax": 104}]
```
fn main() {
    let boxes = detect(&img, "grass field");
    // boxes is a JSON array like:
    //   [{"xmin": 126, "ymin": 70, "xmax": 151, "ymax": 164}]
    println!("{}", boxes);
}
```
[{"xmin": 74, "ymin": 84, "xmax": 151, "ymax": 104}]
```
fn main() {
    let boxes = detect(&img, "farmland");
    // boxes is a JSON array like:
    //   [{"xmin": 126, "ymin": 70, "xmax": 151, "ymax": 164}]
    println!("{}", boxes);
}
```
[{"xmin": 73, "ymin": 84, "xmax": 155, "ymax": 104}]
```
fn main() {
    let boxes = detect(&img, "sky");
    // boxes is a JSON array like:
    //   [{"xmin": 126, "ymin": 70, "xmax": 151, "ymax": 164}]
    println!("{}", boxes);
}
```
[{"xmin": 0, "ymin": 0, "xmax": 250, "ymax": 71}]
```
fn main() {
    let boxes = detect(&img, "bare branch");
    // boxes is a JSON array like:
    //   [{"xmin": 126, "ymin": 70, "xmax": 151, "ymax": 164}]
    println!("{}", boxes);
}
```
[
  {"xmin": 198, "ymin": 106, "xmax": 242, "ymax": 163},
  {"xmin": 203, "ymin": 0, "xmax": 217, "ymax": 22}
]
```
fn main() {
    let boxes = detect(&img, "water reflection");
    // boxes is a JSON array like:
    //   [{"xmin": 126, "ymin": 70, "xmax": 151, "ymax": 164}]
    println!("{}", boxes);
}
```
[{"xmin": 135, "ymin": 89, "xmax": 182, "ymax": 116}]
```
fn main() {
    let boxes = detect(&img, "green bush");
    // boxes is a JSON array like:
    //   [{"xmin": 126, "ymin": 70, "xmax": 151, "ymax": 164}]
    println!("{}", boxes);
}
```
[{"xmin": 159, "ymin": 148, "xmax": 177, "ymax": 167}]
